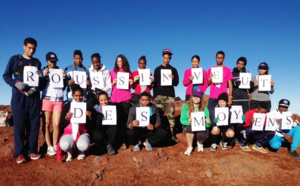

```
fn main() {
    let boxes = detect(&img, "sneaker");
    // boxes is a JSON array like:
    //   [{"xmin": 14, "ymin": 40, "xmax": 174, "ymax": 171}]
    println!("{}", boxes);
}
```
[
  {"xmin": 143, "ymin": 141, "xmax": 154, "ymax": 151},
  {"xmin": 47, "ymin": 146, "xmax": 56, "ymax": 156},
  {"xmin": 66, "ymin": 152, "xmax": 72, "ymax": 162},
  {"xmin": 288, "ymin": 149, "xmax": 300, "ymax": 160},
  {"xmin": 210, "ymin": 143, "xmax": 217, "ymax": 152},
  {"xmin": 252, "ymin": 144, "xmax": 268, "ymax": 153},
  {"xmin": 220, "ymin": 141, "xmax": 228, "ymax": 151},
  {"xmin": 77, "ymin": 152, "xmax": 85, "ymax": 160},
  {"xmin": 171, "ymin": 135, "xmax": 179, "ymax": 143},
  {"xmin": 240, "ymin": 145, "xmax": 251, "ymax": 152},
  {"xmin": 133, "ymin": 144, "xmax": 140, "ymax": 152},
  {"xmin": 107, "ymin": 144, "xmax": 116, "ymax": 155},
  {"xmin": 197, "ymin": 142, "xmax": 204, "ymax": 152},
  {"xmin": 184, "ymin": 147, "xmax": 193, "ymax": 156},
  {"xmin": 29, "ymin": 153, "xmax": 41, "ymax": 160},
  {"xmin": 16, "ymin": 155, "xmax": 26, "ymax": 164}
]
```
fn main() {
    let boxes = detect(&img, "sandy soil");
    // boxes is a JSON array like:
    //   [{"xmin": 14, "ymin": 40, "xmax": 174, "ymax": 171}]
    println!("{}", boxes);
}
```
[{"xmin": 0, "ymin": 101, "xmax": 300, "ymax": 185}]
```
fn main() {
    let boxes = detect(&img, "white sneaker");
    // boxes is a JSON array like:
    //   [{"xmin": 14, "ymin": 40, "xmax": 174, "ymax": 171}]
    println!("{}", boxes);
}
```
[
  {"xmin": 66, "ymin": 152, "xmax": 73, "ymax": 162},
  {"xmin": 184, "ymin": 147, "xmax": 193, "ymax": 156},
  {"xmin": 77, "ymin": 152, "xmax": 85, "ymax": 160},
  {"xmin": 47, "ymin": 146, "xmax": 56, "ymax": 156},
  {"xmin": 197, "ymin": 142, "xmax": 204, "ymax": 152}
]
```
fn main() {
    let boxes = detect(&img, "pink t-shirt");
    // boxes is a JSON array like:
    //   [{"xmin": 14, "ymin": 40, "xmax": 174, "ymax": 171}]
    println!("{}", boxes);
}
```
[
  {"xmin": 207, "ymin": 66, "xmax": 233, "ymax": 99},
  {"xmin": 110, "ymin": 68, "xmax": 133, "ymax": 103}
]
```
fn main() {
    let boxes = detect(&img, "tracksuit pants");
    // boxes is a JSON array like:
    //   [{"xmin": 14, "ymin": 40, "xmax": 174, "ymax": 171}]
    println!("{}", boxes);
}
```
[{"xmin": 11, "ymin": 92, "xmax": 40, "ymax": 158}]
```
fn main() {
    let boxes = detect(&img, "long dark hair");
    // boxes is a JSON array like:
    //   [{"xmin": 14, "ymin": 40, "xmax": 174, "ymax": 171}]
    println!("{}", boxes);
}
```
[{"xmin": 114, "ymin": 54, "xmax": 130, "ymax": 73}]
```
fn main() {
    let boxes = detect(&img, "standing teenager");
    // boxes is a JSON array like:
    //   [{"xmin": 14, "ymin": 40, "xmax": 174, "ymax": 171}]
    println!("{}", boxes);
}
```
[
  {"xmin": 207, "ymin": 51, "xmax": 233, "ymax": 116},
  {"xmin": 249, "ymin": 62, "xmax": 275, "ymax": 111},
  {"xmin": 3, "ymin": 37, "xmax": 43, "ymax": 163},
  {"xmin": 132, "ymin": 56, "xmax": 154, "ymax": 104},
  {"xmin": 110, "ymin": 54, "xmax": 133, "ymax": 147},
  {"xmin": 153, "ymin": 49, "xmax": 179, "ymax": 142},
  {"xmin": 183, "ymin": 55, "xmax": 208, "ymax": 101},
  {"xmin": 41, "ymin": 52, "xmax": 67, "ymax": 156},
  {"xmin": 65, "ymin": 50, "xmax": 90, "ymax": 101}
]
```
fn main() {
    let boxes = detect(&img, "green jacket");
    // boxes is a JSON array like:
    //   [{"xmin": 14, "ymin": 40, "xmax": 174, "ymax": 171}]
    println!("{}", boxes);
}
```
[{"xmin": 180, "ymin": 103, "xmax": 211, "ymax": 128}]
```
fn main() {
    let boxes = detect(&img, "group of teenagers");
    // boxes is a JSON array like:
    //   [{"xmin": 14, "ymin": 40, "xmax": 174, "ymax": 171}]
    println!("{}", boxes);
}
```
[{"xmin": 3, "ymin": 37, "xmax": 300, "ymax": 164}]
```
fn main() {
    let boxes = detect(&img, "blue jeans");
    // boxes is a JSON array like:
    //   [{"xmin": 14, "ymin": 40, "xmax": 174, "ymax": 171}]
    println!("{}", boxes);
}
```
[{"xmin": 269, "ymin": 126, "xmax": 300, "ymax": 151}]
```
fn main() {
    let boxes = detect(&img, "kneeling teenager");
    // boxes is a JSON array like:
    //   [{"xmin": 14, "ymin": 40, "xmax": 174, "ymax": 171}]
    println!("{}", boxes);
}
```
[
  {"xmin": 180, "ymin": 89, "xmax": 211, "ymax": 156},
  {"xmin": 127, "ymin": 92, "xmax": 168, "ymax": 151}
]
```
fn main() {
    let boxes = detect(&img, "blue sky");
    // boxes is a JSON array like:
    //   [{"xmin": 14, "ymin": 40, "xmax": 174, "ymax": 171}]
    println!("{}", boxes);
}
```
[{"xmin": 1, "ymin": 0, "xmax": 299, "ymax": 113}]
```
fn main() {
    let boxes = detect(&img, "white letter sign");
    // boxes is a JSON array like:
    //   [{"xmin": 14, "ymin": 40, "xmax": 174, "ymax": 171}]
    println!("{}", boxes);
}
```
[
  {"xmin": 73, "ymin": 71, "xmax": 87, "ymax": 89},
  {"xmin": 191, "ymin": 68, "xmax": 203, "ymax": 84},
  {"xmin": 90, "ymin": 71, "xmax": 104, "ymax": 90},
  {"xmin": 117, "ymin": 72, "xmax": 129, "ymax": 90},
  {"xmin": 136, "ymin": 107, "xmax": 150, "ymax": 127},
  {"xmin": 252, "ymin": 113, "xmax": 266, "ymax": 131},
  {"xmin": 215, "ymin": 107, "xmax": 229, "ymax": 126},
  {"xmin": 211, "ymin": 67, "xmax": 223, "ymax": 83},
  {"xmin": 239, "ymin": 73, "xmax": 251, "ymax": 89},
  {"xmin": 265, "ymin": 113, "xmax": 277, "ymax": 131},
  {"xmin": 70, "ymin": 102, "xmax": 87, "ymax": 124},
  {"xmin": 138, "ymin": 69, "xmax": 151, "ymax": 86},
  {"xmin": 230, "ymin": 106, "xmax": 243, "ymax": 124},
  {"xmin": 191, "ymin": 112, "xmax": 206, "ymax": 131},
  {"xmin": 161, "ymin": 69, "xmax": 172, "ymax": 86},
  {"xmin": 24, "ymin": 66, "xmax": 39, "ymax": 87},
  {"xmin": 258, "ymin": 75, "xmax": 271, "ymax": 91},
  {"xmin": 281, "ymin": 112, "xmax": 293, "ymax": 130},
  {"xmin": 49, "ymin": 69, "xmax": 64, "ymax": 88},
  {"xmin": 102, "ymin": 105, "xmax": 117, "ymax": 125}
]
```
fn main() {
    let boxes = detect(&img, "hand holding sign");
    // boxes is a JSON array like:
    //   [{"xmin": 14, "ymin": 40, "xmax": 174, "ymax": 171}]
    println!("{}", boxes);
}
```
[
  {"xmin": 138, "ymin": 69, "xmax": 151, "ymax": 86},
  {"xmin": 215, "ymin": 107, "xmax": 229, "ymax": 126},
  {"xmin": 258, "ymin": 75, "xmax": 271, "ymax": 91},
  {"xmin": 161, "ymin": 69, "xmax": 172, "ymax": 86},
  {"xmin": 265, "ymin": 113, "xmax": 277, "ymax": 131},
  {"xmin": 136, "ymin": 107, "xmax": 150, "ymax": 127},
  {"xmin": 211, "ymin": 67, "xmax": 223, "ymax": 84},
  {"xmin": 73, "ymin": 71, "xmax": 87, "ymax": 89},
  {"xmin": 49, "ymin": 69, "xmax": 64, "ymax": 88},
  {"xmin": 230, "ymin": 106, "xmax": 243, "ymax": 123},
  {"xmin": 117, "ymin": 72, "xmax": 129, "ymax": 89},
  {"xmin": 90, "ymin": 71, "xmax": 104, "ymax": 90},
  {"xmin": 281, "ymin": 111, "xmax": 293, "ymax": 130},
  {"xmin": 70, "ymin": 102, "xmax": 87, "ymax": 124},
  {"xmin": 252, "ymin": 113, "xmax": 266, "ymax": 131},
  {"xmin": 191, "ymin": 68, "xmax": 203, "ymax": 84},
  {"xmin": 24, "ymin": 66, "xmax": 39, "ymax": 87},
  {"xmin": 239, "ymin": 73, "xmax": 251, "ymax": 89},
  {"xmin": 102, "ymin": 105, "xmax": 117, "ymax": 125},
  {"xmin": 191, "ymin": 112, "xmax": 206, "ymax": 131}
]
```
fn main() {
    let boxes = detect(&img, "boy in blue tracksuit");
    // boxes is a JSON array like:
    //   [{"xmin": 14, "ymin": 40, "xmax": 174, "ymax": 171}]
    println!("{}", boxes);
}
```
[
  {"xmin": 269, "ymin": 99, "xmax": 300, "ymax": 160},
  {"xmin": 65, "ymin": 50, "xmax": 90, "ymax": 101},
  {"xmin": 3, "ymin": 37, "xmax": 43, "ymax": 163}
]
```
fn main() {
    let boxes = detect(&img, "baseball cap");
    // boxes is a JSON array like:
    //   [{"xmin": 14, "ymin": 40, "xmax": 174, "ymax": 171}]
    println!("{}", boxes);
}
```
[
  {"xmin": 258, "ymin": 62, "xmax": 269, "ymax": 70},
  {"xmin": 279, "ymin": 99, "xmax": 290, "ymax": 108},
  {"xmin": 46, "ymin": 52, "xmax": 59, "ymax": 62},
  {"xmin": 162, "ymin": 49, "xmax": 173, "ymax": 56},
  {"xmin": 192, "ymin": 89, "xmax": 203, "ymax": 98}
]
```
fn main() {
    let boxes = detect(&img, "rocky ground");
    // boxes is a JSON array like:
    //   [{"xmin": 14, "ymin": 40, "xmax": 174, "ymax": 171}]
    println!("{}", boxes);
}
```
[{"xmin": 0, "ymin": 101, "xmax": 300, "ymax": 185}]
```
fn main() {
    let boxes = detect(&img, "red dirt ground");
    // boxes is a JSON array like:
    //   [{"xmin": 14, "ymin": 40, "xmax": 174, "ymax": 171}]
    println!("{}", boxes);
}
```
[{"xmin": 0, "ymin": 101, "xmax": 300, "ymax": 185}]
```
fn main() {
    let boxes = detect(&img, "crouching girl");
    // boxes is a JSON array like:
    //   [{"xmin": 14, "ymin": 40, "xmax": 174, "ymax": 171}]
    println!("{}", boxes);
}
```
[
  {"xmin": 180, "ymin": 89, "xmax": 211, "ymax": 156},
  {"xmin": 57, "ymin": 84, "xmax": 91, "ymax": 162}
]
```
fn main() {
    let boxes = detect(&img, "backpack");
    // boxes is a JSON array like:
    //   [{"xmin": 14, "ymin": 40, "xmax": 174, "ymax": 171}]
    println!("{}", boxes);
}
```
[{"xmin": 14, "ymin": 54, "xmax": 40, "ymax": 76}]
